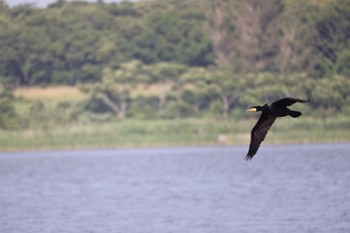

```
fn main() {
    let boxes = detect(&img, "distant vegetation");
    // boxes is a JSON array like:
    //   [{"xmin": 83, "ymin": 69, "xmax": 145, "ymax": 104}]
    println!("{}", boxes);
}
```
[{"xmin": 0, "ymin": 0, "xmax": 349, "ymax": 149}]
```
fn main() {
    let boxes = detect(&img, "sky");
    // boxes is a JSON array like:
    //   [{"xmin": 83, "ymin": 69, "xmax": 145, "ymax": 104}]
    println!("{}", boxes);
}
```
[{"xmin": 5, "ymin": 0, "xmax": 135, "ymax": 8}]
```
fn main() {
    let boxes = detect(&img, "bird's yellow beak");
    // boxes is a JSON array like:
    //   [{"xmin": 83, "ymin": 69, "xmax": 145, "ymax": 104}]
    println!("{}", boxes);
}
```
[{"xmin": 246, "ymin": 108, "xmax": 257, "ymax": 112}]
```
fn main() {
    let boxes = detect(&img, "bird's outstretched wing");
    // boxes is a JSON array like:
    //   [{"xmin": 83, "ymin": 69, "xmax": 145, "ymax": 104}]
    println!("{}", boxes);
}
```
[
  {"xmin": 272, "ymin": 97, "xmax": 312, "ymax": 107},
  {"xmin": 245, "ymin": 113, "xmax": 277, "ymax": 160}
]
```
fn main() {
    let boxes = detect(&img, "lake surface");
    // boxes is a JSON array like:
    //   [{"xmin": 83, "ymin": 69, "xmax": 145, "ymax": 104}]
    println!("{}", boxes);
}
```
[{"xmin": 0, "ymin": 144, "xmax": 349, "ymax": 233}]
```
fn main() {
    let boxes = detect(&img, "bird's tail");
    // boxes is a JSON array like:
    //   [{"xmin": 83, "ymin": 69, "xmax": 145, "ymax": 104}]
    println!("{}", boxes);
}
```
[{"xmin": 289, "ymin": 111, "xmax": 302, "ymax": 118}]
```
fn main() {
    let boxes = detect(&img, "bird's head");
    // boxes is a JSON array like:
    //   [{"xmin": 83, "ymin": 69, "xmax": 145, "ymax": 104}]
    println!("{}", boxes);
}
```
[{"xmin": 246, "ymin": 106, "xmax": 263, "ymax": 112}]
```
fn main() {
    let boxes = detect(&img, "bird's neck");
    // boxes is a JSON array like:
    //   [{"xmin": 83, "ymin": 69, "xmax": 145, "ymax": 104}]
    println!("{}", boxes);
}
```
[{"xmin": 257, "ymin": 106, "xmax": 265, "ymax": 111}]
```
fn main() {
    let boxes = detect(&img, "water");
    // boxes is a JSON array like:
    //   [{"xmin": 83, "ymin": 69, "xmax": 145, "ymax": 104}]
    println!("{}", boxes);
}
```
[{"xmin": 0, "ymin": 144, "xmax": 349, "ymax": 233}]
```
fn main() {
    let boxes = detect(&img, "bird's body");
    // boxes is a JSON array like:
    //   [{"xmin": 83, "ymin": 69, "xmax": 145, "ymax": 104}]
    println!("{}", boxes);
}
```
[{"xmin": 245, "ymin": 97, "xmax": 311, "ymax": 160}]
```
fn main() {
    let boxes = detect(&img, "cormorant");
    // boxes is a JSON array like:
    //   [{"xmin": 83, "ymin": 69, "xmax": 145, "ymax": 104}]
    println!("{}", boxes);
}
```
[{"xmin": 245, "ymin": 97, "xmax": 312, "ymax": 160}]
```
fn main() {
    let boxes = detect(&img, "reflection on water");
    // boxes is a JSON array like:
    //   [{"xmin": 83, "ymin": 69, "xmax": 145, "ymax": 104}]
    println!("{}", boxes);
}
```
[{"xmin": 0, "ymin": 144, "xmax": 349, "ymax": 233}]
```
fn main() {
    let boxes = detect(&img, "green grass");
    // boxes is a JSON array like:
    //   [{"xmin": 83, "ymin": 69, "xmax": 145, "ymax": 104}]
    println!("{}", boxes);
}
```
[
  {"xmin": 0, "ymin": 117, "xmax": 349, "ymax": 151},
  {"xmin": 5, "ymin": 86, "xmax": 350, "ymax": 151}
]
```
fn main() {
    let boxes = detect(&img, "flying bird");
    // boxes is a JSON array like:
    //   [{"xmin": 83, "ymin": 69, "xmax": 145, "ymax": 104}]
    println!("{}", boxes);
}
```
[{"xmin": 245, "ymin": 97, "xmax": 312, "ymax": 160}]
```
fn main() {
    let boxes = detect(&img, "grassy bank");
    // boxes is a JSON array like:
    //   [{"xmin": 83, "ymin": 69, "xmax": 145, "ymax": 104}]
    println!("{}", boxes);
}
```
[
  {"xmin": 4, "ymin": 86, "xmax": 350, "ymax": 151},
  {"xmin": 0, "ymin": 117, "xmax": 349, "ymax": 152}
]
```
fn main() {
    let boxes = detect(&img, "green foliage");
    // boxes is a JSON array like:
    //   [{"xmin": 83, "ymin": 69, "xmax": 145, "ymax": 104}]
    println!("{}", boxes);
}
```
[
  {"xmin": 312, "ymin": 0, "xmax": 350, "ymax": 76},
  {"xmin": 313, "ymin": 75, "xmax": 350, "ymax": 111},
  {"xmin": 1, "ymin": 0, "xmax": 349, "ymax": 140},
  {"xmin": 1, "ymin": 117, "xmax": 350, "ymax": 151},
  {"xmin": 0, "ymin": 83, "xmax": 19, "ymax": 129},
  {"xmin": 144, "ymin": 62, "xmax": 188, "ymax": 84},
  {"xmin": 179, "ymin": 67, "xmax": 215, "ymax": 113},
  {"xmin": 1, "ymin": 0, "xmax": 349, "ymax": 86},
  {"xmin": 80, "ymin": 61, "xmax": 145, "ymax": 118},
  {"xmin": 130, "ymin": 6, "xmax": 212, "ymax": 66},
  {"xmin": 129, "ymin": 95, "xmax": 159, "ymax": 119},
  {"xmin": 158, "ymin": 101, "xmax": 195, "ymax": 119}
]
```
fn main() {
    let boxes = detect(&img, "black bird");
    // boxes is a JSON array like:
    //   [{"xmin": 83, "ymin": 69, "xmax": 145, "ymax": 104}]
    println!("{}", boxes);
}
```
[{"xmin": 245, "ymin": 97, "xmax": 312, "ymax": 160}]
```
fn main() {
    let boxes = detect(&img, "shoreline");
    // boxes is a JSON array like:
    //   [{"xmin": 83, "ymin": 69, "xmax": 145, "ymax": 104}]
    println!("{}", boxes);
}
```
[
  {"xmin": 1, "ymin": 140, "xmax": 349, "ymax": 154},
  {"xmin": 1, "ymin": 117, "xmax": 349, "ymax": 152}
]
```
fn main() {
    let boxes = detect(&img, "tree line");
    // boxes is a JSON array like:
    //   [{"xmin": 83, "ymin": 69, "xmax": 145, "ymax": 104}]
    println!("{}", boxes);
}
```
[{"xmin": 0, "ymin": 0, "xmax": 349, "ymax": 129}]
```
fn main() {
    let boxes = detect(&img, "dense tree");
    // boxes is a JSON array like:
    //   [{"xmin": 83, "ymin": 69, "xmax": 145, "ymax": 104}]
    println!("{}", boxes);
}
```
[
  {"xmin": 0, "ymin": 0, "xmax": 349, "ymax": 122},
  {"xmin": 1, "ymin": 0, "xmax": 349, "ymax": 86},
  {"xmin": 312, "ymin": 0, "xmax": 350, "ymax": 76},
  {"xmin": 179, "ymin": 68, "xmax": 244, "ymax": 117},
  {"xmin": 129, "ymin": 5, "xmax": 212, "ymax": 66},
  {"xmin": 210, "ymin": 70, "xmax": 242, "ymax": 117},
  {"xmin": 313, "ymin": 75, "xmax": 350, "ymax": 111},
  {"xmin": 179, "ymin": 67, "xmax": 214, "ymax": 113},
  {"xmin": 144, "ymin": 62, "xmax": 187, "ymax": 111},
  {"xmin": 0, "ymin": 82, "xmax": 19, "ymax": 129},
  {"xmin": 206, "ymin": 0, "xmax": 283, "ymax": 72},
  {"xmin": 277, "ymin": 0, "xmax": 317, "ymax": 74},
  {"xmin": 206, "ymin": 0, "xmax": 231, "ymax": 68}
]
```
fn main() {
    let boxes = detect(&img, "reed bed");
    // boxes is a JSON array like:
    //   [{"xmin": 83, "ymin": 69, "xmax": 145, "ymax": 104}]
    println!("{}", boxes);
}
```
[{"xmin": 0, "ymin": 117, "xmax": 348, "ymax": 151}]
